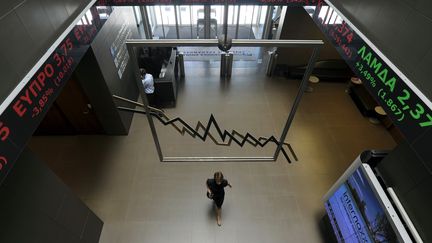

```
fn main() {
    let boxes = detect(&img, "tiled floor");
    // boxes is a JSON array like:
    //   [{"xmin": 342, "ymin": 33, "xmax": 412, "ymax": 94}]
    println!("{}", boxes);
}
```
[{"xmin": 29, "ymin": 61, "xmax": 396, "ymax": 243}]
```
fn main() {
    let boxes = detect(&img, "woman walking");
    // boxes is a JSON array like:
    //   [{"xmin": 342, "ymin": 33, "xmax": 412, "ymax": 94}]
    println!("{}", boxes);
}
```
[{"xmin": 206, "ymin": 171, "xmax": 232, "ymax": 226}]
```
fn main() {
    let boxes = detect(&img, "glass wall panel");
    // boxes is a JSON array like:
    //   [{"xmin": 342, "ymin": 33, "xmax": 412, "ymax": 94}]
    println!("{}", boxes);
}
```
[
  {"xmin": 176, "ymin": 6, "xmax": 194, "ymax": 38},
  {"xmin": 161, "ymin": 6, "xmax": 176, "ymax": 25},
  {"xmin": 144, "ymin": 4, "xmax": 269, "ymax": 39},
  {"xmin": 239, "ymin": 5, "xmax": 254, "ymax": 25},
  {"xmin": 133, "ymin": 6, "xmax": 141, "ymax": 25},
  {"xmin": 227, "ymin": 5, "xmax": 239, "ymax": 38},
  {"xmin": 210, "ymin": 5, "xmax": 225, "ymax": 38},
  {"xmin": 147, "ymin": 6, "xmax": 157, "ymax": 38}
]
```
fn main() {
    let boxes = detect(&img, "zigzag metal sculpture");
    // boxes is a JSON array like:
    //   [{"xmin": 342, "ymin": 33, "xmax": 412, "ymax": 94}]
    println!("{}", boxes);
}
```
[{"xmin": 114, "ymin": 95, "xmax": 297, "ymax": 162}]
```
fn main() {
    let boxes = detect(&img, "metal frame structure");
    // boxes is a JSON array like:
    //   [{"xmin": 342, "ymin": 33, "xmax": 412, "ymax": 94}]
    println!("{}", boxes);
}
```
[
  {"xmin": 126, "ymin": 38, "xmax": 322, "ymax": 162},
  {"xmin": 113, "ymin": 95, "xmax": 297, "ymax": 162}
]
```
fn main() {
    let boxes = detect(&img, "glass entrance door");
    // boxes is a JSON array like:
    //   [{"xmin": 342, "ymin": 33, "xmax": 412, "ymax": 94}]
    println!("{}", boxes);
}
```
[
  {"xmin": 237, "ymin": 5, "xmax": 267, "ymax": 39},
  {"xmin": 144, "ymin": 5, "xmax": 269, "ymax": 40}
]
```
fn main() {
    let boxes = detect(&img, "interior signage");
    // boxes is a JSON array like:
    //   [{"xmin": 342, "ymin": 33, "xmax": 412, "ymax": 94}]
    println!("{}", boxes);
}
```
[
  {"xmin": 312, "ymin": 2, "xmax": 432, "ymax": 142},
  {"xmin": 0, "ymin": 6, "xmax": 107, "ymax": 185}
]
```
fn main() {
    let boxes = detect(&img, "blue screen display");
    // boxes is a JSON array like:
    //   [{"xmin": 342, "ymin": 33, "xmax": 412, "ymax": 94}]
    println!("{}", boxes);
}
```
[{"xmin": 325, "ymin": 167, "xmax": 399, "ymax": 242}]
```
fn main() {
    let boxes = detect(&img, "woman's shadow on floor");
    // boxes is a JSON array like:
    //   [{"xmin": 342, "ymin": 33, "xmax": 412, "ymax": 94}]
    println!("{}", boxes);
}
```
[{"xmin": 207, "ymin": 202, "xmax": 216, "ymax": 222}]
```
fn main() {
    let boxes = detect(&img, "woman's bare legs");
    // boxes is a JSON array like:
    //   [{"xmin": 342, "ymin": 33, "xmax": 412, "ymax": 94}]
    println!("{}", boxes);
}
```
[{"xmin": 216, "ymin": 207, "xmax": 222, "ymax": 226}]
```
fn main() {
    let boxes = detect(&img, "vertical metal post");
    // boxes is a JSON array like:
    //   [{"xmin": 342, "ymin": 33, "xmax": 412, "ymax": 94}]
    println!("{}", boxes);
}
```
[
  {"xmin": 249, "ymin": 6, "xmax": 255, "ymax": 39},
  {"xmin": 158, "ymin": 6, "xmax": 166, "ymax": 39},
  {"xmin": 262, "ymin": 6, "xmax": 273, "ymax": 39},
  {"xmin": 178, "ymin": 52, "xmax": 185, "ymax": 77},
  {"xmin": 220, "ymin": 52, "xmax": 226, "ymax": 77},
  {"xmin": 226, "ymin": 52, "xmax": 233, "ymax": 77},
  {"xmin": 179, "ymin": 6, "xmax": 182, "ymax": 26},
  {"xmin": 274, "ymin": 6, "xmax": 287, "ymax": 40},
  {"xmin": 273, "ymin": 47, "xmax": 321, "ymax": 160},
  {"xmin": 266, "ymin": 51, "xmax": 278, "ymax": 76},
  {"xmin": 204, "ymin": 5, "xmax": 211, "ymax": 39},
  {"xmin": 256, "ymin": 6, "xmax": 262, "ymax": 26},
  {"xmin": 231, "ymin": 6, "xmax": 235, "ymax": 25},
  {"xmin": 223, "ymin": 1, "xmax": 229, "ymax": 44},
  {"xmin": 141, "ymin": 6, "xmax": 152, "ymax": 39},
  {"xmin": 174, "ymin": 5, "xmax": 180, "ymax": 39},
  {"xmin": 127, "ymin": 44, "xmax": 164, "ymax": 162},
  {"xmin": 140, "ymin": 7, "xmax": 147, "ymax": 36},
  {"xmin": 190, "ymin": 6, "xmax": 193, "ymax": 38},
  {"xmin": 148, "ymin": 7, "xmax": 157, "ymax": 36},
  {"xmin": 133, "ymin": 6, "xmax": 140, "ymax": 26},
  {"xmin": 235, "ymin": 5, "xmax": 240, "ymax": 39}
]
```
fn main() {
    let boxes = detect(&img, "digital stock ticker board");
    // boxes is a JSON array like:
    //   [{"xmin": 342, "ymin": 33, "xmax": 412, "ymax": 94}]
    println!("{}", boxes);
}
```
[{"xmin": 312, "ymin": 1, "xmax": 432, "ymax": 142}]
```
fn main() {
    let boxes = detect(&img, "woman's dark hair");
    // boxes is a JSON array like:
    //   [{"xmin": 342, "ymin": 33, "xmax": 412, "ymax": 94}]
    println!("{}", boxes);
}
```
[
  {"xmin": 140, "ymin": 68, "xmax": 146, "ymax": 78},
  {"xmin": 214, "ymin": 171, "xmax": 224, "ymax": 181}
]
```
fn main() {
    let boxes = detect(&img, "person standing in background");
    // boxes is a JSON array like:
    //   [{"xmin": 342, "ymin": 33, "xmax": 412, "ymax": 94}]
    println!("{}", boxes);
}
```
[
  {"xmin": 140, "ymin": 68, "xmax": 154, "ymax": 106},
  {"xmin": 206, "ymin": 171, "xmax": 232, "ymax": 226}
]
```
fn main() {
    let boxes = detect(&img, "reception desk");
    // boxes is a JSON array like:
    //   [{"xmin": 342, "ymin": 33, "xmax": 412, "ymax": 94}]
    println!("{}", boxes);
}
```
[
  {"xmin": 139, "ymin": 47, "xmax": 178, "ymax": 108},
  {"xmin": 154, "ymin": 49, "xmax": 178, "ymax": 107}
]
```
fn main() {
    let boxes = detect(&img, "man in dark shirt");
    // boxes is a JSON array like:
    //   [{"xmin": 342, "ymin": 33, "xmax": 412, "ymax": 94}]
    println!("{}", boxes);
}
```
[{"xmin": 206, "ymin": 171, "xmax": 232, "ymax": 226}]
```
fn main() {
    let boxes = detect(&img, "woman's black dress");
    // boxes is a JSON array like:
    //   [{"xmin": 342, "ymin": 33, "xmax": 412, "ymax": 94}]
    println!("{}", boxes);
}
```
[{"xmin": 206, "ymin": 178, "xmax": 229, "ymax": 208}]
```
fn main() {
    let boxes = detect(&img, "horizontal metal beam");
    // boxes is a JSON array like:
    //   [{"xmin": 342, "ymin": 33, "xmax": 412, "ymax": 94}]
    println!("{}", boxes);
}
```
[
  {"xmin": 126, "ymin": 39, "xmax": 324, "ymax": 47},
  {"xmin": 232, "ymin": 39, "xmax": 324, "ymax": 47},
  {"xmin": 126, "ymin": 39, "xmax": 219, "ymax": 47},
  {"xmin": 162, "ymin": 157, "xmax": 275, "ymax": 162}
]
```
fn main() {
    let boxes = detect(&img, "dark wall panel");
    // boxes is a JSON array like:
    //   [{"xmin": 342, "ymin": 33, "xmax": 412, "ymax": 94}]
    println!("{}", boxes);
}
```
[
  {"xmin": 91, "ymin": 6, "xmax": 139, "ymax": 132},
  {"xmin": 417, "ymin": 49, "xmax": 432, "ymax": 100},
  {"xmin": 371, "ymin": 1, "xmax": 409, "ymax": 59},
  {"xmin": 414, "ymin": 0, "xmax": 432, "ymax": 21},
  {"xmin": 15, "ymin": 0, "xmax": 55, "ymax": 60},
  {"xmin": 377, "ymin": 140, "xmax": 432, "ymax": 241},
  {"xmin": 0, "ymin": 0, "xmax": 24, "ymax": 18},
  {"xmin": 0, "ymin": 12, "xmax": 39, "ymax": 75},
  {"xmin": 63, "ymin": 0, "xmax": 88, "ymax": 16},
  {"xmin": 353, "ymin": 0, "xmax": 383, "ymax": 36},
  {"xmin": 57, "ymin": 194, "xmax": 92, "ymax": 237},
  {"xmin": 75, "ymin": 43, "xmax": 129, "ymax": 135},
  {"xmin": 393, "ymin": 10, "xmax": 432, "ymax": 74},
  {"xmin": 337, "ymin": 0, "xmax": 359, "ymax": 17},
  {"xmin": 40, "ymin": 0, "xmax": 70, "ymax": 33},
  {"xmin": 277, "ymin": 7, "xmax": 341, "ymax": 66},
  {"xmin": 411, "ymin": 127, "xmax": 432, "ymax": 171},
  {"xmin": 402, "ymin": 176, "xmax": 432, "ymax": 242},
  {"xmin": 0, "ymin": 148, "xmax": 103, "ymax": 243},
  {"xmin": 0, "ymin": 50, "xmax": 19, "ymax": 100},
  {"xmin": 0, "ymin": 0, "xmax": 92, "ymax": 104}
]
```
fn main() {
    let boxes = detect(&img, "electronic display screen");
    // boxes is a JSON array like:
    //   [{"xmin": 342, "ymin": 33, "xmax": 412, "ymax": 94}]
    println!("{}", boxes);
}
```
[{"xmin": 325, "ymin": 166, "xmax": 399, "ymax": 242}]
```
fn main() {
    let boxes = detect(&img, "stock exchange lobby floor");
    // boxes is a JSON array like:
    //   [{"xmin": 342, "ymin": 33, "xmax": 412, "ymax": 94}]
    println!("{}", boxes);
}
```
[{"xmin": 29, "ymin": 61, "xmax": 396, "ymax": 243}]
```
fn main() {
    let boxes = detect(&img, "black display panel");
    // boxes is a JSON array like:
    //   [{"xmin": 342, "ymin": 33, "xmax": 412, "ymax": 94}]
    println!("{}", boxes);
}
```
[
  {"xmin": 311, "ymin": 1, "xmax": 432, "ymax": 142},
  {"xmin": 0, "ymin": 5, "xmax": 110, "ymax": 185}
]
